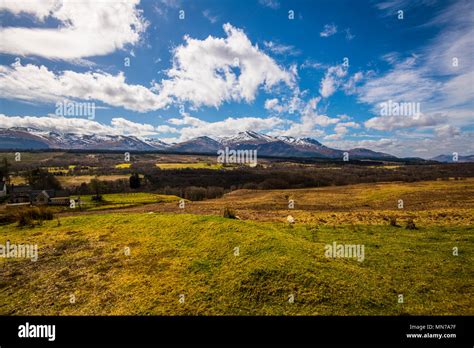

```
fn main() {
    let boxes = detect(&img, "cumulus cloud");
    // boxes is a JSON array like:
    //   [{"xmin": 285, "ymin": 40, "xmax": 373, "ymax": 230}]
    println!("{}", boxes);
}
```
[
  {"xmin": 1, "ymin": 23, "xmax": 295, "ymax": 112},
  {"xmin": 0, "ymin": 61, "xmax": 169, "ymax": 112},
  {"xmin": 264, "ymin": 98, "xmax": 281, "ymax": 112},
  {"xmin": 156, "ymin": 23, "xmax": 296, "ymax": 109},
  {"xmin": 325, "ymin": 121, "xmax": 360, "ymax": 140},
  {"xmin": 0, "ymin": 20, "xmax": 297, "ymax": 112},
  {"xmin": 0, "ymin": 0, "xmax": 148, "ymax": 60}
]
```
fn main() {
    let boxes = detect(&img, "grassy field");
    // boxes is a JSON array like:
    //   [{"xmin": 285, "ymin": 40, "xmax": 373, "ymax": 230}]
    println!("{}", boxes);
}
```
[
  {"xmin": 77, "ymin": 192, "xmax": 182, "ymax": 210},
  {"xmin": 155, "ymin": 162, "xmax": 224, "ymax": 170},
  {"xmin": 0, "ymin": 180, "xmax": 472, "ymax": 315},
  {"xmin": 0, "ymin": 213, "xmax": 472, "ymax": 315},
  {"xmin": 10, "ymin": 174, "xmax": 133, "ymax": 187},
  {"xmin": 0, "ymin": 152, "xmax": 66, "ymax": 164},
  {"xmin": 56, "ymin": 175, "xmax": 131, "ymax": 188},
  {"xmin": 128, "ymin": 179, "xmax": 473, "ymax": 227},
  {"xmin": 115, "ymin": 163, "xmax": 132, "ymax": 169}
]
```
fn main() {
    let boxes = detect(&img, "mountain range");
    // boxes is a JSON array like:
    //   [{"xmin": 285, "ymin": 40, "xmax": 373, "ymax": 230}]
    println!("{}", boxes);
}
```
[
  {"xmin": 1, "ymin": 127, "xmax": 470, "ymax": 162},
  {"xmin": 0, "ymin": 127, "xmax": 395, "ymax": 159}
]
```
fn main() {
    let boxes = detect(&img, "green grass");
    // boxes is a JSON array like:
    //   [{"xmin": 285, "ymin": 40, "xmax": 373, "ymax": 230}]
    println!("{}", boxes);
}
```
[
  {"xmin": 0, "ymin": 213, "xmax": 472, "ymax": 315},
  {"xmin": 77, "ymin": 192, "xmax": 181, "ymax": 211}
]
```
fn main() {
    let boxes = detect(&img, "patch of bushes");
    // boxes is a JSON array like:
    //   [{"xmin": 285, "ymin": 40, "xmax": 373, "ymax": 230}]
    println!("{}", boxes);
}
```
[
  {"xmin": 0, "ymin": 213, "xmax": 16, "ymax": 225},
  {"xmin": 405, "ymin": 218, "xmax": 417, "ymax": 230},
  {"xmin": 184, "ymin": 186, "xmax": 207, "ymax": 201},
  {"xmin": 223, "ymin": 207, "xmax": 236, "ymax": 219},
  {"xmin": 13, "ymin": 207, "xmax": 54, "ymax": 227},
  {"xmin": 91, "ymin": 194, "xmax": 103, "ymax": 202},
  {"xmin": 389, "ymin": 216, "xmax": 400, "ymax": 227}
]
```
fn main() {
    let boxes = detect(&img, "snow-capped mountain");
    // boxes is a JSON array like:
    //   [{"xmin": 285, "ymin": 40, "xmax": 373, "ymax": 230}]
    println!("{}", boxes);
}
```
[
  {"xmin": 0, "ymin": 127, "xmax": 397, "ymax": 160},
  {"xmin": 220, "ymin": 131, "xmax": 275, "ymax": 145},
  {"xmin": 143, "ymin": 138, "xmax": 170, "ymax": 150},
  {"xmin": 276, "ymin": 135, "xmax": 343, "ymax": 157}
]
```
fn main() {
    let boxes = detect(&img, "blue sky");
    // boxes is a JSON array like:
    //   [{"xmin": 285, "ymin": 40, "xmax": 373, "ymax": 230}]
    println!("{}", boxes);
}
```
[{"xmin": 0, "ymin": 0, "xmax": 472, "ymax": 157}]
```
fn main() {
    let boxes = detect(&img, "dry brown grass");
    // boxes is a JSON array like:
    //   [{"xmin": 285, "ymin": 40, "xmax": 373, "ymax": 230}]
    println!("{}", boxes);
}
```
[{"xmin": 55, "ymin": 179, "xmax": 474, "ymax": 228}]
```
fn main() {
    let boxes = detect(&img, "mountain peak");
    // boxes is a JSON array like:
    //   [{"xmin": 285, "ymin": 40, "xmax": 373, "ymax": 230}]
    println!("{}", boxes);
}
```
[{"xmin": 220, "ymin": 131, "xmax": 274, "ymax": 145}]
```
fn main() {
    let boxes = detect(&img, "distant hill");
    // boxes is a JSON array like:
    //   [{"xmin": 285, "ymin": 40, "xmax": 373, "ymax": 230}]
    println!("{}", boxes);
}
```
[
  {"xmin": 0, "ymin": 128, "xmax": 398, "ymax": 160},
  {"xmin": 431, "ymin": 154, "xmax": 474, "ymax": 163}
]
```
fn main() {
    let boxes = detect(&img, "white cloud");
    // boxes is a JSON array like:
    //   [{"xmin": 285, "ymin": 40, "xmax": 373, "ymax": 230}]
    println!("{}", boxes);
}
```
[
  {"xmin": 0, "ymin": 0, "xmax": 148, "ymax": 60},
  {"xmin": 168, "ymin": 113, "xmax": 207, "ymax": 127},
  {"xmin": 258, "ymin": 0, "xmax": 280, "ymax": 10},
  {"xmin": 264, "ymin": 98, "xmax": 281, "ymax": 112},
  {"xmin": 0, "ymin": 61, "xmax": 169, "ymax": 112},
  {"xmin": 374, "ymin": 0, "xmax": 437, "ymax": 16},
  {"xmin": 342, "ymin": 71, "xmax": 364, "ymax": 95},
  {"xmin": 320, "ymin": 24, "xmax": 337, "ymax": 37},
  {"xmin": 156, "ymin": 23, "xmax": 296, "ymax": 108},
  {"xmin": 360, "ymin": 1, "xmax": 474, "ymax": 132},
  {"xmin": 434, "ymin": 124, "xmax": 460, "ymax": 138},
  {"xmin": 364, "ymin": 113, "xmax": 441, "ymax": 131},
  {"xmin": 270, "ymin": 97, "xmax": 339, "ymax": 138},
  {"xmin": 319, "ymin": 65, "xmax": 348, "ymax": 98},
  {"xmin": 300, "ymin": 60, "xmax": 328, "ymax": 70},
  {"xmin": 263, "ymin": 87, "xmax": 306, "ymax": 116},
  {"xmin": 1, "ymin": 23, "xmax": 295, "ymax": 112},
  {"xmin": 110, "ymin": 117, "xmax": 161, "ymax": 136},
  {"xmin": 357, "ymin": 56, "xmax": 440, "ymax": 106},
  {"xmin": 0, "ymin": 0, "xmax": 59, "ymax": 21},
  {"xmin": 325, "ymin": 121, "xmax": 360, "ymax": 140},
  {"xmin": 263, "ymin": 41, "xmax": 299, "ymax": 55},
  {"xmin": 152, "ymin": 0, "xmax": 181, "ymax": 16},
  {"xmin": 155, "ymin": 124, "xmax": 178, "ymax": 133}
]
